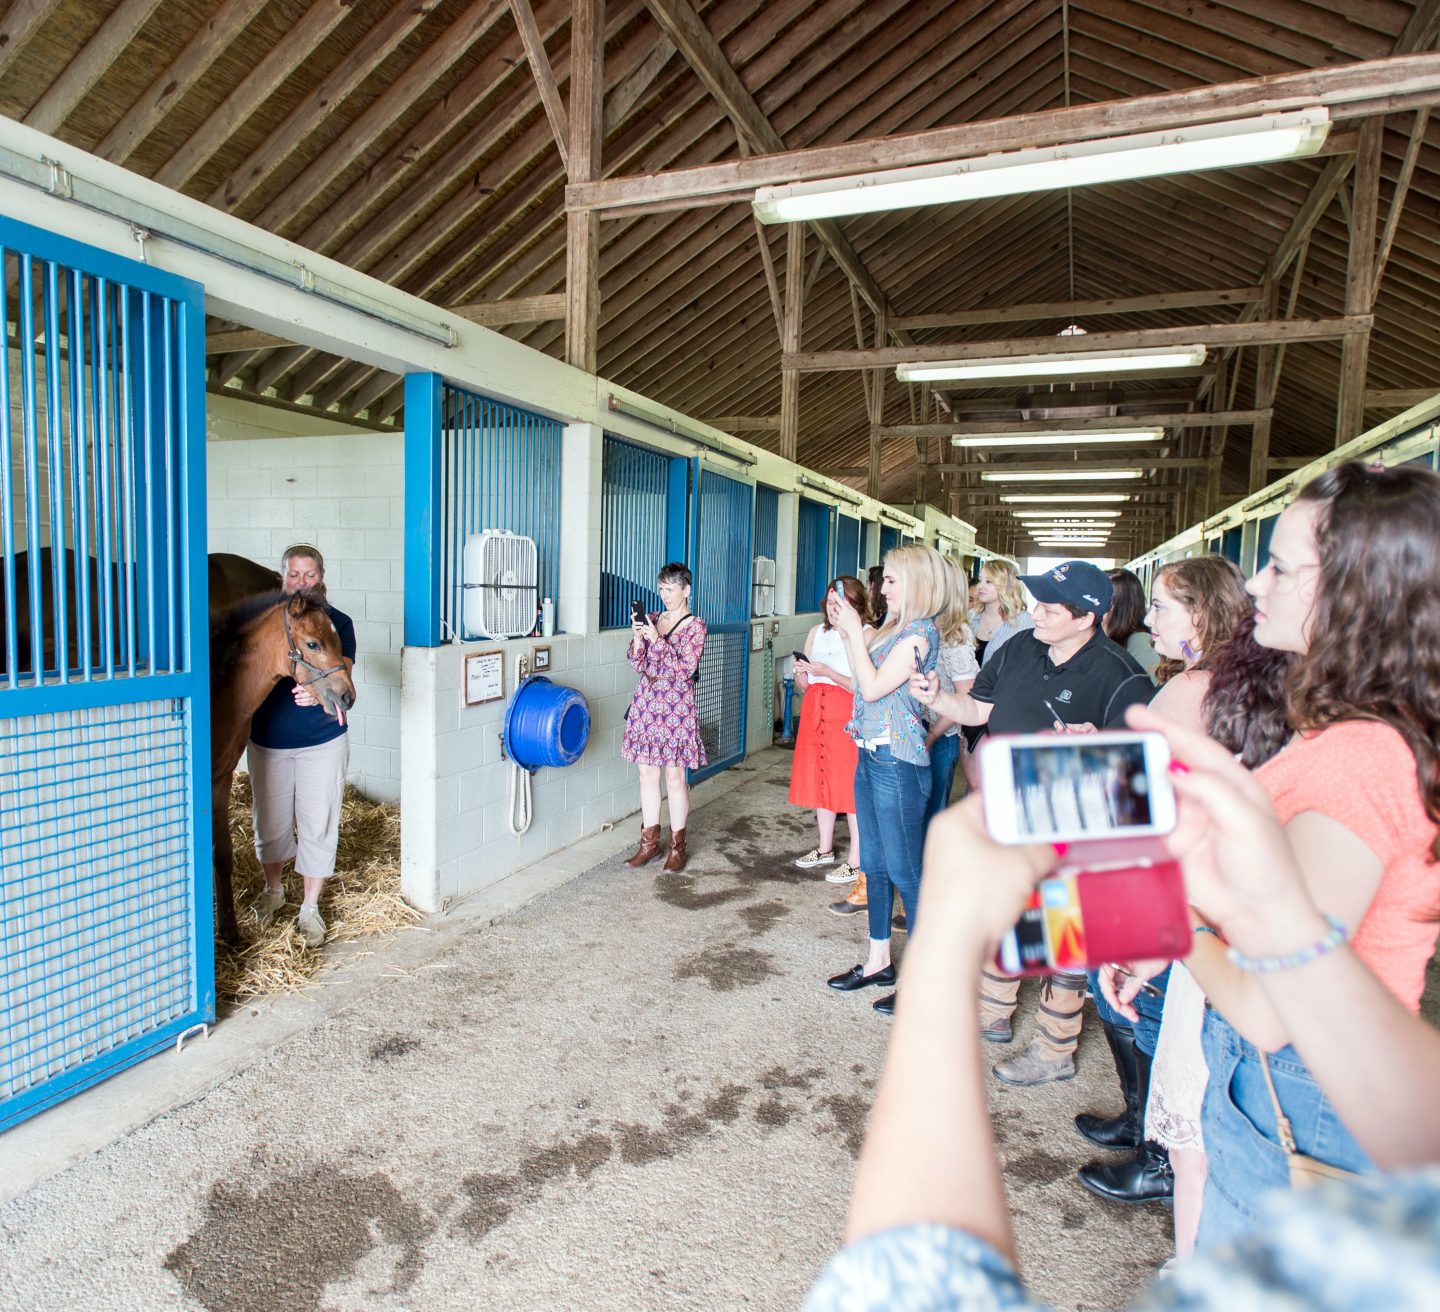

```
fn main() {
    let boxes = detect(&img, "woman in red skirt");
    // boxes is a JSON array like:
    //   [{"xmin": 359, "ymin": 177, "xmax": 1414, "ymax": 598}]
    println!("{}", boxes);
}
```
[{"xmin": 790, "ymin": 575, "xmax": 870, "ymax": 888}]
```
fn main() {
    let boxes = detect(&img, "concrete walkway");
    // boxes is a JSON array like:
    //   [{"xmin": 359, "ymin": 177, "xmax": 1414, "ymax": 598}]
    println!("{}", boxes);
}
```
[{"xmin": 0, "ymin": 749, "xmax": 1169, "ymax": 1311}]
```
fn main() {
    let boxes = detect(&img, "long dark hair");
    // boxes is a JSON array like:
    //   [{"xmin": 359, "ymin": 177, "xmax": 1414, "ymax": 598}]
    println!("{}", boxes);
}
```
[
  {"xmin": 1287, "ymin": 462, "xmax": 1440, "ymax": 831},
  {"xmin": 1201, "ymin": 613, "xmax": 1297, "ymax": 769},
  {"xmin": 866, "ymin": 565, "xmax": 886, "ymax": 628},
  {"xmin": 1151, "ymin": 556, "xmax": 1252, "ymax": 685},
  {"xmin": 1103, "ymin": 568, "xmax": 1148, "ymax": 645}
]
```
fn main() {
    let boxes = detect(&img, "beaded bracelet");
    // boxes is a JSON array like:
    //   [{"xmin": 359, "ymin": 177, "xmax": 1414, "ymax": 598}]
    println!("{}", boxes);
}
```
[
  {"xmin": 1226, "ymin": 915, "xmax": 1347, "ymax": 973},
  {"xmin": 1193, "ymin": 925, "xmax": 1221, "ymax": 939}
]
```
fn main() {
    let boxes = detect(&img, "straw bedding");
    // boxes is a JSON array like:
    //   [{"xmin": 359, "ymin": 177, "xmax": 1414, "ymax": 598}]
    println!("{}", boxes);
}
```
[{"xmin": 215, "ymin": 773, "xmax": 421, "ymax": 1005}]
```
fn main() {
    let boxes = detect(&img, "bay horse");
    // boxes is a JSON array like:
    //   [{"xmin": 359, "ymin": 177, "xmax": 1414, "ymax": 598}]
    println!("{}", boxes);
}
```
[{"xmin": 209, "ymin": 589, "xmax": 355, "ymax": 944}]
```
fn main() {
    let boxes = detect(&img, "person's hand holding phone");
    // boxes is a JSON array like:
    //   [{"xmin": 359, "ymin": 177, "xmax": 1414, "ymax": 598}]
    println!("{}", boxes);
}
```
[
  {"xmin": 909, "ymin": 669, "xmax": 940, "ymax": 706},
  {"xmin": 830, "ymin": 583, "xmax": 862, "ymax": 639}
]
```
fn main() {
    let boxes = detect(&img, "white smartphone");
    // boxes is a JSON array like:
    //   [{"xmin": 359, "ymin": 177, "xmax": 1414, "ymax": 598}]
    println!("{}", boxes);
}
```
[{"xmin": 979, "ymin": 730, "xmax": 1177, "ymax": 845}]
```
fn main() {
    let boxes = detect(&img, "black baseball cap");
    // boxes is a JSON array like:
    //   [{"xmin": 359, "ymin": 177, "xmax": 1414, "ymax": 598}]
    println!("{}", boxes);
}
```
[{"xmin": 1019, "ymin": 560, "xmax": 1113, "ymax": 616}]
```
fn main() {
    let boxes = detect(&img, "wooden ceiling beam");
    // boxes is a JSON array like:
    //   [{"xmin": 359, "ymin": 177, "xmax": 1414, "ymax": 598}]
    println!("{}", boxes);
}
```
[
  {"xmin": 511, "ymin": 0, "xmax": 570, "ymax": 169},
  {"xmin": 23, "ymin": 0, "xmax": 165, "ymax": 135},
  {"xmin": 889, "ymin": 287, "xmax": 1263, "ymax": 332},
  {"xmin": 0, "ymin": 1, "xmax": 64, "ymax": 82},
  {"xmin": 96, "ymin": 0, "xmax": 270, "ymax": 164},
  {"xmin": 451, "ymin": 294, "xmax": 568, "ymax": 326},
  {"xmin": 566, "ymin": 0, "xmax": 605, "ymax": 373},
  {"xmin": 251, "ymin": 0, "xmax": 511, "ymax": 233},
  {"xmin": 566, "ymin": 52, "xmax": 1440, "ymax": 214},
  {"xmin": 1364, "ymin": 387, "xmax": 1439, "ymax": 407},
  {"xmin": 210, "ymin": 2, "xmax": 441, "ymax": 213},
  {"xmin": 784, "ymin": 318, "xmax": 1371, "ymax": 372},
  {"xmin": 154, "ymin": 0, "xmax": 356, "ymax": 192}
]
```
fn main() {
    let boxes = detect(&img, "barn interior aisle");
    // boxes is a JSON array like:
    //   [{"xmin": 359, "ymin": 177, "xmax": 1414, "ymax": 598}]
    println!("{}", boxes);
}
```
[{"xmin": 0, "ymin": 748, "xmax": 1167, "ymax": 1312}]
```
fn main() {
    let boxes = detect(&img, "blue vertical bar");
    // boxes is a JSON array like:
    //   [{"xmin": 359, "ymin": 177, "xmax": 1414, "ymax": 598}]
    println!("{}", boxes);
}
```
[
  {"xmin": 44, "ymin": 260, "xmax": 70, "ymax": 681},
  {"xmin": 92, "ymin": 278, "xmax": 115, "ymax": 677},
  {"xmin": 19, "ymin": 255, "xmax": 43, "ymax": 679},
  {"xmin": 666, "ymin": 454, "xmax": 689, "ymax": 565},
  {"xmin": 66, "ymin": 270, "xmax": 93, "ymax": 679},
  {"xmin": 404, "ymin": 372, "xmax": 443, "ymax": 647},
  {"xmin": 0, "ymin": 246, "xmax": 15, "ymax": 686}
]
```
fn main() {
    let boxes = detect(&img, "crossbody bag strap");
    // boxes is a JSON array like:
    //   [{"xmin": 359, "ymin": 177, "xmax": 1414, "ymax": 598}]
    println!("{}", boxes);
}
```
[{"xmin": 1258, "ymin": 1051, "xmax": 1301, "ymax": 1155}]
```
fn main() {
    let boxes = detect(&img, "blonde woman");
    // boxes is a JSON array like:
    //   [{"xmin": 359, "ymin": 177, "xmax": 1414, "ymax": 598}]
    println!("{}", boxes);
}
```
[
  {"xmin": 825, "ymin": 546, "xmax": 946, "ymax": 1017},
  {"xmin": 923, "ymin": 556, "xmax": 979, "ymax": 828},
  {"xmin": 962, "ymin": 559, "xmax": 1035, "ymax": 790}
]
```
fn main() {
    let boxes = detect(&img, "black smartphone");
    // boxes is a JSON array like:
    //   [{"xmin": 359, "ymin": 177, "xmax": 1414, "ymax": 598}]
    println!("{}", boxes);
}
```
[
  {"xmin": 631, "ymin": 599, "xmax": 645, "ymax": 623},
  {"xmin": 791, "ymin": 650, "xmax": 809, "ymax": 664}
]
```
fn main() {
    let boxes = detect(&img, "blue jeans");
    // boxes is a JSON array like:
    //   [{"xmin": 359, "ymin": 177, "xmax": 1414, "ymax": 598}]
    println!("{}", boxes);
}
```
[
  {"xmin": 1196, "ymin": 1006, "xmax": 1374, "ymax": 1251},
  {"xmin": 853, "ymin": 745, "xmax": 931, "ymax": 943},
  {"xmin": 923, "ymin": 732, "xmax": 961, "ymax": 831},
  {"xmin": 1089, "ymin": 963, "xmax": 1171, "ymax": 1056}
]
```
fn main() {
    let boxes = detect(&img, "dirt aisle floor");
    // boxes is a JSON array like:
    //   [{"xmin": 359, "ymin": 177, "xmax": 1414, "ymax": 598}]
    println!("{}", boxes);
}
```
[{"xmin": 0, "ymin": 750, "xmax": 1170, "ymax": 1311}]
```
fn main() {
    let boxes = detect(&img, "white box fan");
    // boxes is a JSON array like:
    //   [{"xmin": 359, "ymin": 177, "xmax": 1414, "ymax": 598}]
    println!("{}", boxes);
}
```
[
  {"xmin": 463, "ymin": 530, "xmax": 539, "ymax": 639},
  {"xmin": 752, "ymin": 555, "xmax": 776, "ymax": 617}
]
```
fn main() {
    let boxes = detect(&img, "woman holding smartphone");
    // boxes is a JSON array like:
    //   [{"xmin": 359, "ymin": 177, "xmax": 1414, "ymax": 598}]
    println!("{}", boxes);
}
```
[
  {"xmin": 824, "ymin": 545, "xmax": 946, "ymax": 1016},
  {"xmin": 621, "ymin": 562, "xmax": 707, "ymax": 873},
  {"xmin": 1106, "ymin": 463, "xmax": 1440, "ymax": 1251},
  {"xmin": 962, "ymin": 560, "xmax": 1035, "ymax": 790},
  {"xmin": 789, "ymin": 576, "xmax": 869, "ymax": 886}
]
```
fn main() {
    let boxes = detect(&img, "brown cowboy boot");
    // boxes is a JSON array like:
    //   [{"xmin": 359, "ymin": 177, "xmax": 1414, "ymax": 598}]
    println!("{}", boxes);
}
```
[
  {"xmin": 662, "ymin": 827, "xmax": 688, "ymax": 873},
  {"xmin": 625, "ymin": 824, "xmax": 662, "ymax": 868}
]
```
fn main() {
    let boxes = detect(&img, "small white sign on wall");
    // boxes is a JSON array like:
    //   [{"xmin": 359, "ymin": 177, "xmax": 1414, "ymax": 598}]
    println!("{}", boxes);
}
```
[{"xmin": 463, "ymin": 650, "xmax": 505, "ymax": 706}]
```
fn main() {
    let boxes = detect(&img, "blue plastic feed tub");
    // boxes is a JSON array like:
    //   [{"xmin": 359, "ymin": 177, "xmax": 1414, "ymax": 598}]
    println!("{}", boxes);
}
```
[{"xmin": 503, "ymin": 676, "xmax": 591, "ymax": 770}]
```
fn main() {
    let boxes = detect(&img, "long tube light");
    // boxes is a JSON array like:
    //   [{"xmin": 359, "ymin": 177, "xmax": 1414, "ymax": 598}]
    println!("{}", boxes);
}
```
[
  {"xmin": 898, "ymin": 345, "xmax": 1207, "ymax": 384},
  {"xmin": 754, "ymin": 109, "xmax": 1330, "ymax": 224},
  {"xmin": 1014, "ymin": 509, "xmax": 1122, "ymax": 519},
  {"xmin": 606, "ymin": 394, "xmax": 757, "ymax": 467},
  {"xmin": 1001, "ymin": 494, "xmax": 1130, "ymax": 503},
  {"xmin": 980, "ymin": 470, "xmax": 1143, "ymax": 482},
  {"xmin": 798, "ymin": 472, "xmax": 864, "ymax": 507},
  {"xmin": 952, "ymin": 429, "xmax": 1165, "ymax": 448}
]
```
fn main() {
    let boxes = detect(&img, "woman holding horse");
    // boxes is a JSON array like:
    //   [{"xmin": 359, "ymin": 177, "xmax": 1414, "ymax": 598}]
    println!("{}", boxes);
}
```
[{"xmin": 247, "ymin": 543, "xmax": 356, "ymax": 946}]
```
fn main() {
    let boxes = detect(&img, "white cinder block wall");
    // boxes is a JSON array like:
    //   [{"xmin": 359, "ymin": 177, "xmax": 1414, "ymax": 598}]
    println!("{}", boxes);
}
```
[{"xmin": 205, "ymin": 424, "xmax": 404, "ymax": 802}]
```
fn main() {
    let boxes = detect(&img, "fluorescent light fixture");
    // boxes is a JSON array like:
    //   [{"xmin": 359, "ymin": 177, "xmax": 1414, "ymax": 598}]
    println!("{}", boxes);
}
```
[
  {"xmin": 754, "ymin": 109, "xmax": 1330, "ymax": 223},
  {"xmin": 952, "ymin": 429, "xmax": 1165, "ymax": 448},
  {"xmin": 980, "ymin": 470, "xmax": 1143, "ymax": 482},
  {"xmin": 1001, "ymin": 494, "xmax": 1130, "ymax": 503},
  {"xmin": 1020, "ymin": 521, "xmax": 1115, "ymax": 529},
  {"xmin": 897, "ymin": 345, "xmax": 1207, "ymax": 384},
  {"xmin": 1014, "ymin": 509, "xmax": 1122, "ymax": 519}
]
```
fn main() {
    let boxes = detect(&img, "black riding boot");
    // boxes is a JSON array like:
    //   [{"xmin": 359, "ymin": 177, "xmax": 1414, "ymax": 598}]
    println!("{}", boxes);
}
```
[
  {"xmin": 1074, "ymin": 1020, "xmax": 1142, "ymax": 1150},
  {"xmin": 1077, "ymin": 1138, "xmax": 1174, "ymax": 1205}
]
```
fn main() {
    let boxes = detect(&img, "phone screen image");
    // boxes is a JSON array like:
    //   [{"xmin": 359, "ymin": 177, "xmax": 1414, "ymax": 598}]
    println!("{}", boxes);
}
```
[{"xmin": 1006, "ymin": 739, "xmax": 1154, "ymax": 840}]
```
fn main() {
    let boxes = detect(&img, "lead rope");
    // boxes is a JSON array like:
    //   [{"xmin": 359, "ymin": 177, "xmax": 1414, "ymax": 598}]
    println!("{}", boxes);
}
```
[{"xmin": 508, "ymin": 653, "xmax": 533, "ymax": 835}]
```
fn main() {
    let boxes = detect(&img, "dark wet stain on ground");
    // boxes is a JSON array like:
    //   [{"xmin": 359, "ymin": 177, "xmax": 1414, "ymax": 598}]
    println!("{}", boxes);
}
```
[
  {"xmin": 616, "ymin": 1084, "xmax": 749, "ymax": 1166},
  {"xmin": 1060, "ymin": 1203, "xmax": 1089, "ymax": 1231},
  {"xmin": 739, "ymin": 899, "xmax": 789, "ymax": 935},
  {"xmin": 456, "ymin": 1131, "xmax": 615, "ymax": 1242},
  {"xmin": 816, "ymin": 1092, "xmax": 869, "ymax": 1159},
  {"xmin": 165, "ymin": 1165, "xmax": 432, "ymax": 1311},
  {"xmin": 754, "ymin": 1094, "xmax": 797, "ymax": 1129},
  {"xmin": 760, "ymin": 1065, "xmax": 824, "ymax": 1091},
  {"xmin": 674, "ymin": 943, "xmax": 779, "ymax": 992},
  {"xmin": 653, "ymin": 877, "xmax": 751, "ymax": 912},
  {"xmin": 369, "ymin": 1034, "xmax": 421, "ymax": 1062},
  {"xmin": 1007, "ymin": 1148, "xmax": 1071, "ymax": 1187}
]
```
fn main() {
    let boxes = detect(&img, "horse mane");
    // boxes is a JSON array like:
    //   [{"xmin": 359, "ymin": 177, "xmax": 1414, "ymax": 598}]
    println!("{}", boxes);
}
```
[{"xmin": 209, "ymin": 588, "xmax": 328, "ymax": 678}]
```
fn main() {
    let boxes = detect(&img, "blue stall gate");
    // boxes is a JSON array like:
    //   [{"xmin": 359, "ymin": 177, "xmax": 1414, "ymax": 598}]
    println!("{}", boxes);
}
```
[
  {"xmin": 835, "ymin": 512, "xmax": 861, "ymax": 579},
  {"xmin": 689, "ymin": 462, "xmax": 752, "ymax": 782},
  {"xmin": 0, "ymin": 216, "xmax": 212, "ymax": 1131},
  {"xmin": 878, "ymin": 524, "xmax": 900, "ymax": 559}
]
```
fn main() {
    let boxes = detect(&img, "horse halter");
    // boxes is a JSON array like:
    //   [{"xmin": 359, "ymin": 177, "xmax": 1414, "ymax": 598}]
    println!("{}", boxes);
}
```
[{"xmin": 282, "ymin": 603, "xmax": 348, "ymax": 688}]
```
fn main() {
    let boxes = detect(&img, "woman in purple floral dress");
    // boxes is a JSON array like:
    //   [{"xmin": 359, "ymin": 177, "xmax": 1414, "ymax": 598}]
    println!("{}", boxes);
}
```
[{"xmin": 622, "ymin": 561, "xmax": 707, "ymax": 873}]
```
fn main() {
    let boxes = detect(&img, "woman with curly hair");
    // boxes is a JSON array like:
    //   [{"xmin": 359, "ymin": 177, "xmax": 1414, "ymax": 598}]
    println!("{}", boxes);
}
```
[
  {"xmin": 1105, "ymin": 463, "xmax": 1440, "ymax": 1251},
  {"xmin": 1076, "ymin": 556, "xmax": 1252, "ymax": 1245},
  {"xmin": 962, "ymin": 559, "xmax": 1034, "ymax": 790}
]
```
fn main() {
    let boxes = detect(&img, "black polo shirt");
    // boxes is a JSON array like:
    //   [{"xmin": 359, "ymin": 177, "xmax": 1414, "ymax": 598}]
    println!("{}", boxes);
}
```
[{"xmin": 970, "ymin": 630, "xmax": 1154, "ymax": 734}]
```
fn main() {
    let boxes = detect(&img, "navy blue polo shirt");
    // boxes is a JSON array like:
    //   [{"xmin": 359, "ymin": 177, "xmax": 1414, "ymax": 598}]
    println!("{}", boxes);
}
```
[
  {"xmin": 970, "ymin": 629, "xmax": 1154, "ymax": 734},
  {"xmin": 249, "ymin": 603, "xmax": 356, "ymax": 749}
]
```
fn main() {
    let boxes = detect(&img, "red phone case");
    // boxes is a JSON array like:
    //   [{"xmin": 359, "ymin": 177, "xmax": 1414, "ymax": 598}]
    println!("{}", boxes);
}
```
[{"xmin": 996, "ymin": 842, "xmax": 1190, "ymax": 977}]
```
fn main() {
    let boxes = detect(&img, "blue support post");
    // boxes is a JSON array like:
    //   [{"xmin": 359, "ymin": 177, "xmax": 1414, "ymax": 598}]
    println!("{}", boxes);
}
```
[
  {"xmin": 404, "ymin": 372, "xmax": 443, "ymax": 647},
  {"xmin": 665, "ymin": 454, "xmax": 690, "ymax": 565}
]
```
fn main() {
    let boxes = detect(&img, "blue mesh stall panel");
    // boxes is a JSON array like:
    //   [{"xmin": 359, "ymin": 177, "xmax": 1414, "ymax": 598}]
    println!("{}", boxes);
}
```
[
  {"xmin": 835, "ymin": 513, "xmax": 861, "ymax": 579},
  {"xmin": 690, "ymin": 464, "xmax": 752, "ymax": 781},
  {"xmin": 879, "ymin": 525, "xmax": 900, "ymax": 558},
  {"xmin": 753, "ymin": 485, "xmax": 779, "ymax": 561},
  {"xmin": 600, "ymin": 437, "xmax": 677, "ymax": 629},
  {"xmin": 0, "ymin": 214, "xmax": 211, "ymax": 1132},
  {"xmin": 0, "ymin": 702, "xmax": 195, "ymax": 1112}
]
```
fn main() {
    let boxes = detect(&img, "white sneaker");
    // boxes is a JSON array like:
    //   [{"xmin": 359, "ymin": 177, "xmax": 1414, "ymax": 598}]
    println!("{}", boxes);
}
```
[
  {"xmin": 253, "ymin": 885, "xmax": 286, "ymax": 926},
  {"xmin": 296, "ymin": 905, "xmax": 326, "ymax": 947},
  {"xmin": 793, "ymin": 848, "xmax": 836, "ymax": 869},
  {"xmin": 825, "ymin": 862, "xmax": 860, "ymax": 884}
]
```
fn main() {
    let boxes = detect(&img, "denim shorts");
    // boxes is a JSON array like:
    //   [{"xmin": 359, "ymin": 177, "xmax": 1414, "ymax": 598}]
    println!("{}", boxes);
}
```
[{"xmin": 1195, "ymin": 1006, "xmax": 1374, "ymax": 1250}]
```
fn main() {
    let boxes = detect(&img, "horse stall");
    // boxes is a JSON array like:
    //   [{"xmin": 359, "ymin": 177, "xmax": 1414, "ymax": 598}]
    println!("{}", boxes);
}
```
[{"xmin": 0, "ymin": 216, "xmax": 214, "ymax": 1131}]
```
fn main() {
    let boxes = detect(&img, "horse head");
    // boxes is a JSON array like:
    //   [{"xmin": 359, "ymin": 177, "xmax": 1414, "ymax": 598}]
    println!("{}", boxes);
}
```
[{"xmin": 282, "ymin": 591, "xmax": 356, "ymax": 722}]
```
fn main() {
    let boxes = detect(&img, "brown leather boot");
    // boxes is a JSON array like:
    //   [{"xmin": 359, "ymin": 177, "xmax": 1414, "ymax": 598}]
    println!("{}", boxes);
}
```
[
  {"xmin": 662, "ymin": 827, "xmax": 688, "ymax": 873},
  {"xmin": 625, "ymin": 824, "xmax": 662, "ymax": 868}
]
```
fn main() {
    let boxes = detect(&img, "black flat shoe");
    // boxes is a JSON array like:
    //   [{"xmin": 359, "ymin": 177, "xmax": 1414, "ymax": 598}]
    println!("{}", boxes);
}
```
[
  {"xmin": 827, "ymin": 963, "xmax": 897, "ymax": 992},
  {"xmin": 872, "ymin": 993, "xmax": 896, "ymax": 1015}
]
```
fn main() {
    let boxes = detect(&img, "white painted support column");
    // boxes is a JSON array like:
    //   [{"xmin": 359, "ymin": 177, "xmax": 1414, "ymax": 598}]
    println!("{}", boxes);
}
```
[
  {"xmin": 776, "ymin": 492, "xmax": 799, "ymax": 614},
  {"xmin": 559, "ymin": 421, "xmax": 602, "ymax": 634},
  {"xmin": 862, "ymin": 520, "xmax": 880, "ymax": 571}
]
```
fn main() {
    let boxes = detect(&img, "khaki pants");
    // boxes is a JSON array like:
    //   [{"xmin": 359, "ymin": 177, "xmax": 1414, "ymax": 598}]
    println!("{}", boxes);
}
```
[
  {"xmin": 247, "ymin": 735, "xmax": 349, "ymax": 880},
  {"xmin": 980, "ymin": 968, "xmax": 1088, "ymax": 1055}
]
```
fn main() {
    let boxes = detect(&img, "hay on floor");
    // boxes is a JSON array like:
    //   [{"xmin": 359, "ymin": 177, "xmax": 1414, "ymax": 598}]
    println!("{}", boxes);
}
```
[{"xmin": 216, "ymin": 772, "xmax": 421, "ymax": 1005}]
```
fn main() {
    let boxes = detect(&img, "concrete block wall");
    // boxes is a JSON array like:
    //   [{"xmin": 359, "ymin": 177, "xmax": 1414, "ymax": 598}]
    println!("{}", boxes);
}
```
[{"xmin": 205, "ymin": 431, "xmax": 404, "ymax": 801}]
